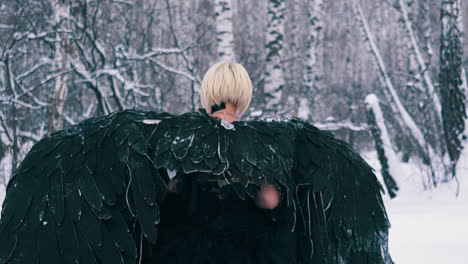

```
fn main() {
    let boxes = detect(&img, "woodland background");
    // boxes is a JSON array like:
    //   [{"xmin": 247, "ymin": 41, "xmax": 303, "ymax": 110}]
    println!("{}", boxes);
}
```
[{"xmin": 0, "ymin": 0, "xmax": 467, "ymax": 196}]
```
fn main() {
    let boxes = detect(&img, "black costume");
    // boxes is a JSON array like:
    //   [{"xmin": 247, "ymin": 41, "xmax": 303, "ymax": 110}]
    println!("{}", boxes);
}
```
[{"xmin": 0, "ymin": 109, "xmax": 393, "ymax": 263}]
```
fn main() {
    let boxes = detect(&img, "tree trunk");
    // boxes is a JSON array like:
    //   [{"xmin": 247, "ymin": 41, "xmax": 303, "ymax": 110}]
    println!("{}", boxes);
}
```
[
  {"xmin": 4, "ymin": 57, "xmax": 18, "ymax": 171},
  {"xmin": 365, "ymin": 94, "xmax": 400, "ymax": 198},
  {"xmin": 264, "ymin": 0, "xmax": 286, "ymax": 112},
  {"xmin": 395, "ymin": 0, "xmax": 442, "ymax": 121},
  {"xmin": 440, "ymin": 0, "xmax": 466, "ymax": 176},
  {"xmin": 417, "ymin": 0, "xmax": 434, "ymax": 63},
  {"xmin": 215, "ymin": 0, "xmax": 236, "ymax": 62},
  {"xmin": 301, "ymin": 0, "xmax": 325, "ymax": 120},
  {"xmin": 49, "ymin": 0, "xmax": 70, "ymax": 133}
]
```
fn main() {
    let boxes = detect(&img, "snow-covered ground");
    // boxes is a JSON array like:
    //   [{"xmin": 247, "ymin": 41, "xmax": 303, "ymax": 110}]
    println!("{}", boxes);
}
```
[
  {"xmin": 385, "ymin": 188, "xmax": 468, "ymax": 264},
  {"xmin": 363, "ymin": 150, "xmax": 468, "ymax": 264}
]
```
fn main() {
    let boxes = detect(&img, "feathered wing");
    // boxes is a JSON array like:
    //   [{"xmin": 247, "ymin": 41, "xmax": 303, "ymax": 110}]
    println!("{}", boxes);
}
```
[
  {"xmin": 292, "ymin": 120, "xmax": 392, "ymax": 264},
  {"xmin": 0, "ymin": 109, "xmax": 294, "ymax": 264},
  {"xmin": 0, "ymin": 109, "xmax": 391, "ymax": 264},
  {"xmin": 0, "ymin": 110, "xmax": 169, "ymax": 264}
]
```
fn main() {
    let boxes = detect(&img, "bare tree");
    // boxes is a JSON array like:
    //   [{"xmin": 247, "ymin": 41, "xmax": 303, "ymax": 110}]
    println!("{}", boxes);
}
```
[{"xmin": 354, "ymin": 0, "xmax": 444, "ymax": 187}]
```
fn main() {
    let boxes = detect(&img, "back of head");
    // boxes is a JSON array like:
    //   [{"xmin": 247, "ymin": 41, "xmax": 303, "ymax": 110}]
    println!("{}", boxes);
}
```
[{"xmin": 200, "ymin": 62, "xmax": 253, "ymax": 117}]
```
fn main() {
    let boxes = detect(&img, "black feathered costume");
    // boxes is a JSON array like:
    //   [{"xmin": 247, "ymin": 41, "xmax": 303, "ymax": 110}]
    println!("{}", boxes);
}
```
[{"xmin": 0, "ymin": 109, "xmax": 393, "ymax": 264}]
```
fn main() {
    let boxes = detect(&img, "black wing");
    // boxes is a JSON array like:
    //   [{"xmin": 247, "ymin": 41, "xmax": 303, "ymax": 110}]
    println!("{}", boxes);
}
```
[
  {"xmin": 292, "ymin": 120, "xmax": 392, "ymax": 264},
  {"xmin": 0, "ymin": 109, "xmax": 391, "ymax": 264},
  {"xmin": 0, "ymin": 110, "xmax": 169, "ymax": 264}
]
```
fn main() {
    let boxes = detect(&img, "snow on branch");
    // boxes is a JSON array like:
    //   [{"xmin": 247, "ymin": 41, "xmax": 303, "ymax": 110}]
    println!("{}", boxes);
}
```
[
  {"xmin": 87, "ymin": 0, "xmax": 134, "ymax": 6},
  {"xmin": 63, "ymin": 114, "xmax": 76, "ymax": 126},
  {"xmin": 72, "ymin": 58, "xmax": 150, "ymax": 97},
  {"xmin": 0, "ymin": 95, "xmax": 44, "ymax": 110},
  {"xmin": 149, "ymin": 59, "xmax": 197, "ymax": 83},
  {"xmin": 17, "ymin": 130, "xmax": 41, "ymax": 142},
  {"xmin": 13, "ymin": 31, "xmax": 68, "ymax": 43},
  {"xmin": 365, "ymin": 94, "xmax": 399, "ymax": 198},
  {"xmin": 12, "ymin": 98, "xmax": 42, "ymax": 110},
  {"xmin": 95, "ymin": 69, "xmax": 150, "ymax": 96},
  {"xmin": 115, "ymin": 45, "xmax": 191, "ymax": 61},
  {"xmin": 0, "ymin": 24, "xmax": 16, "ymax": 30},
  {"xmin": 313, "ymin": 120, "xmax": 367, "ymax": 132},
  {"xmin": 17, "ymin": 69, "xmax": 73, "ymax": 99},
  {"xmin": 15, "ymin": 58, "xmax": 52, "ymax": 82}
]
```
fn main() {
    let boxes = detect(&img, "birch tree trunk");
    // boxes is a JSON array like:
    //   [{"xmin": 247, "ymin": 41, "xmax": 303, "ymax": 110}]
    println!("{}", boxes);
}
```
[
  {"xmin": 395, "ymin": 0, "xmax": 442, "ymax": 121},
  {"xmin": 264, "ymin": 0, "xmax": 286, "ymax": 112},
  {"xmin": 354, "ymin": 0, "xmax": 444, "ymax": 186},
  {"xmin": 48, "ymin": 0, "xmax": 71, "ymax": 133},
  {"xmin": 286, "ymin": 0, "xmax": 300, "ymax": 117},
  {"xmin": 301, "ymin": 0, "xmax": 325, "ymax": 120},
  {"xmin": 215, "ymin": 0, "xmax": 236, "ymax": 62},
  {"xmin": 417, "ymin": 0, "xmax": 434, "ymax": 63},
  {"xmin": 397, "ymin": 0, "xmax": 446, "ymax": 158},
  {"xmin": 365, "ymin": 94, "xmax": 400, "ymax": 198},
  {"xmin": 306, "ymin": 0, "xmax": 324, "ymax": 93},
  {"xmin": 4, "ymin": 57, "xmax": 19, "ymax": 171},
  {"xmin": 440, "ymin": 0, "xmax": 466, "ymax": 175}
]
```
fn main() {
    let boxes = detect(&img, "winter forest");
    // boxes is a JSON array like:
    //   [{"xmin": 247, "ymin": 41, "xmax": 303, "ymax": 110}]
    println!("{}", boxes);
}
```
[{"xmin": 0, "ymin": 0, "xmax": 467, "ymax": 263}]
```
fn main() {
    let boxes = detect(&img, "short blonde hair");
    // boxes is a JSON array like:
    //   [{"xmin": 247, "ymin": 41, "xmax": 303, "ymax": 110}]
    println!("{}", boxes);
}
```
[{"xmin": 200, "ymin": 61, "xmax": 252, "ymax": 116}]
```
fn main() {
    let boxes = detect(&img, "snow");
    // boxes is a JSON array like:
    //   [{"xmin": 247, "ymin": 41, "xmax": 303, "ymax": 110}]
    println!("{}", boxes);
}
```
[
  {"xmin": 365, "ymin": 94, "xmax": 400, "ymax": 193},
  {"xmin": 142, "ymin": 119, "xmax": 161, "ymax": 125},
  {"xmin": 0, "ymin": 24, "xmax": 16, "ymax": 29},
  {"xmin": 297, "ymin": 97, "xmax": 311, "ymax": 120},
  {"xmin": 363, "ymin": 148, "xmax": 468, "ymax": 264},
  {"xmin": 117, "ymin": 47, "xmax": 186, "ymax": 60},
  {"xmin": 314, "ymin": 120, "xmax": 367, "ymax": 132},
  {"xmin": 386, "ymin": 192, "xmax": 468, "ymax": 264}
]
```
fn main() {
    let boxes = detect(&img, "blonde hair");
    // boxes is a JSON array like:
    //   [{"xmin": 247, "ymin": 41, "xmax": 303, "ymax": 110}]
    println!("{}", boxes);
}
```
[{"xmin": 200, "ymin": 61, "xmax": 252, "ymax": 116}]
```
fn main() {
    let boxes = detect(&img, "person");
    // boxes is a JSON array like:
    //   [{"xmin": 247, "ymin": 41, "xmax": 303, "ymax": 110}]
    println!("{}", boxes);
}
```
[
  {"xmin": 203, "ymin": 62, "xmax": 280, "ymax": 210},
  {"xmin": 148, "ymin": 61, "xmax": 297, "ymax": 264},
  {"xmin": 168, "ymin": 61, "xmax": 280, "ymax": 209}
]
